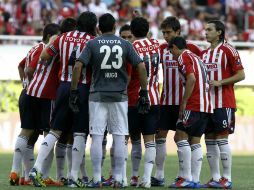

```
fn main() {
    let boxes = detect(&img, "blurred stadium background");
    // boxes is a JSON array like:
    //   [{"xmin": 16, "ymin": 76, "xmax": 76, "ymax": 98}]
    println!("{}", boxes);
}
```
[{"xmin": 0, "ymin": 0, "xmax": 254, "ymax": 155}]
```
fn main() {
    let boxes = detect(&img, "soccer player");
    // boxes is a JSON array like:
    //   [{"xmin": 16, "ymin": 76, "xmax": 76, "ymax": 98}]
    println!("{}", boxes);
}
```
[
  {"xmin": 152, "ymin": 16, "xmax": 202, "ymax": 187},
  {"xmin": 129, "ymin": 17, "xmax": 160, "ymax": 188},
  {"xmin": 29, "ymin": 11, "xmax": 97, "ymax": 188},
  {"xmin": 9, "ymin": 23, "xmax": 60, "ymax": 186},
  {"xmin": 201, "ymin": 20, "xmax": 245, "ymax": 189},
  {"xmin": 103, "ymin": 24, "xmax": 134, "ymax": 187},
  {"xmin": 70, "ymin": 13, "xmax": 148, "ymax": 188},
  {"xmin": 168, "ymin": 36, "xmax": 213, "ymax": 188}
]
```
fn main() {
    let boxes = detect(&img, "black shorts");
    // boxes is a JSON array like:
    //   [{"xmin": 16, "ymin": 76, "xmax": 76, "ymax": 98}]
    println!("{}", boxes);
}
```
[
  {"xmin": 21, "ymin": 95, "xmax": 52, "ymax": 132},
  {"xmin": 51, "ymin": 82, "xmax": 89, "ymax": 134},
  {"xmin": 128, "ymin": 105, "xmax": 160, "ymax": 136},
  {"xmin": 177, "ymin": 111, "xmax": 209, "ymax": 137},
  {"xmin": 128, "ymin": 106, "xmax": 141, "ymax": 139},
  {"xmin": 206, "ymin": 108, "xmax": 236, "ymax": 135},
  {"xmin": 158, "ymin": 105, "xmax": 179, "ymax": 131},
  {"xmin": 19, "ymin": 89, "xmax": 27, "ymax": 126}
]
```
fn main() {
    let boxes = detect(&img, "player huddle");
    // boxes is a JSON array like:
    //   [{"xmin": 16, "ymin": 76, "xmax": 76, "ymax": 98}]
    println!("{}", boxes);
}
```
[{"xmin": 9, "ymin": 11, "xmax": 245, "ymax": 189}]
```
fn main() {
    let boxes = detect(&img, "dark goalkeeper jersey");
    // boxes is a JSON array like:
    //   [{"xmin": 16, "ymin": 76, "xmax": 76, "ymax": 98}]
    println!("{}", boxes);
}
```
[{"xmin": 78, "ymin": 34, "xmax": 142, "ymax": 102}]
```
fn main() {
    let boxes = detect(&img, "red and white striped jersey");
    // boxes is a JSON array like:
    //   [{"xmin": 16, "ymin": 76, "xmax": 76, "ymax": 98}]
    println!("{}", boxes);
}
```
[
  {"xmin": 178, "ymin": 50, "xmax": 213, "ymax": 113},
  {"xmin": 22, "ymin": 42, "xmax": 44, "ymax": 89},
  {"xmin": 46, "ymin": 30, "xmax": 94, "ymax": 84},
  {"xmin": 160, "ymin": 41, "xmax": 202, "ymax": 105},
  {"xmin": 27, "ymin": 51, "xmax": 60, "ymax": 99},
  {"xmin": 201, "ymin": 42, "xmax": 244, "ymax": 108},
  {"xmin": 131, "ymin": 38, "xmax": 160, "ymax": 105}
]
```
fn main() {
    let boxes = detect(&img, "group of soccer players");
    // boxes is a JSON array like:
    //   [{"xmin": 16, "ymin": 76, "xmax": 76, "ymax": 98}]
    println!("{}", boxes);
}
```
[{"xmin": 9, "ymin": 10, "xmax": 245, "ymax": 189}]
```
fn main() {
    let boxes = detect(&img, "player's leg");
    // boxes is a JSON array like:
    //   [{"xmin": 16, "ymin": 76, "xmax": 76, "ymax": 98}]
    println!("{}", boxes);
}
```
[
  {"xmin": 138, "ymin": 106, "xmax": 159, "ymax": 188},
  {"xmin": 107, "ymin": 101, "xmax": 129, "ymax": 188},
  {"xmin": 169, "ymin": 110, "xmax": 196, "ymax": 188},
  {"xmin": 189, "ymin": 112, "xmax": 209, "ymax": 188},
  {"xmin": 10, "ymin": 91, "xmax": 35, "ymax": 185},
  {"xmin": 68, "ymin": 83, "xmax": 89, "ymax": 187},
  {"xmin": 66, "ymin": 134, "xmax": 73, "ymax": 182},
  {"xmin": 86, "ymin": 101, "xmax": 107, "ymax": 188},
  {"xmin": 30, "ymin": 83, "xmax": 69, "ymax": 186},
  {"xmin": 80, "ymin": 133, "xmax": 89, "ymax": 184},
  {"xmin": 128, "ymin": 106, "xmax": 142, "ymax": 186}
]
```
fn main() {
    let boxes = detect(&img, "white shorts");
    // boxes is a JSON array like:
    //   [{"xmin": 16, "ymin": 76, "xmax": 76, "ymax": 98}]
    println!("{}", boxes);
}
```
[{"xmin": 89, "ymin": 101, "xmax": 129, "ymax": 135}]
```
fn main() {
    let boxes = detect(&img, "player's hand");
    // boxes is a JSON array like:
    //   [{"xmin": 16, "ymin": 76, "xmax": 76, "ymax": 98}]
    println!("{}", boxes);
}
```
[
  {"xmin": 69, "ymin": 89, "xmax": 80, "ymax": 113},
  {"xmin": 209, "ymin": 80, "xmax": 222, "ymax": 87},
  {"xmin": 137, "ymin": 90, "xmax": 150, "ymax": 114},
  {"xmin": 179, "ymin": 101, "xmax": 187, "ymax": 120}
]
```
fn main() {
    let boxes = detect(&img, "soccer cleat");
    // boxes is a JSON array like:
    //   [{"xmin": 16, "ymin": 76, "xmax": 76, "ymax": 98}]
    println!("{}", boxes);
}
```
[
  {"xmin": 29, "ymin": 168, "xmax": 46, "ymax": 187},
  {"xmin": 86, "ymin": 179, "xmax": 102, "ymax": 188},
  {"xmin": 202, "ymin": 178, "xmax": 224, "ymax": 188},
  {"xmin": 103, "ymin": 175, "xmax": 114, "ymax": 186},
  {"xmin": 9, "ymin": 172, "xmax": 19, "ymax": 186},
  {"xmin": 82, "ymin": 176, "xmax": 89, "ymax": 185},
  {"xmin": 68, "ymin": 178, "xmax": 85, "ymax": 188},
  {"xmin": 112, "ymin": 181, "xmax": 124, "ymax": 188},
  {"xmin": 192, "ymin": 182, "xmax": 203, "ymax": 189},
  {"xmin": 219, "ymin": 177, "xmax": 232, "ymax": 189},
  {"xmin": 169, "ymin": 176, "xmax": 194, "ymax": 188},
  {"xmin": 130, "ymin": 176, "xmax": 139, "ymax": 186},
  {"xmin": 151, "ymin": 176, "xmax": 165, "ymax": 186},
  {"xmin": 60, "ymin": 177, "xmax": 69, "ymax": 186},
  {"xmin": 137, "ymin": 179, "xmax": 151, "ymax": 188},
  {"xmin": 43, "ymin": 177, "xmax": 64, "ymax": 186},
  {"xmin": 122, "ymin": 177, "xmax": 128, "ymax": 187},
  {"xmin": 19, "ymin": 177, "xmax": 25, "ymax": 185}
]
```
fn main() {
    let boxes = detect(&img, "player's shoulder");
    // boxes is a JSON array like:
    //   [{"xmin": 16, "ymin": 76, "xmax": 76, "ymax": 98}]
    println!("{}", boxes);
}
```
[
  {"xmin": 160, "ymin": 42, "xmax": 168, "ymax": 50},
  {"xmin": 221, "ymin": 42, "xmax": 239, "ymax": 56},
  {"xmin": 186, "ymin": 40, "xmax": 202, "ymax": 55}
]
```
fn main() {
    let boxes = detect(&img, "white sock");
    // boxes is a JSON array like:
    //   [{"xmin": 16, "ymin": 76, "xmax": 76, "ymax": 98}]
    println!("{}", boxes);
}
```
[
  {"xmin": 34, "ymin": 132, "xmax": 59, "ymax": 172},
  {"xmin": 191, "ymin": 144, "xmax": 203, "ymax": 183},
  {"xmin": 90, "ymin": 134, "xmax": 103, "ymax": 182},
  {"xmin": 122, "ymin": 139, "xmax": 128, "ymax": 182},
  {"xmin": 55, "ymin": 142, "xmax": 67, "ymax": 180},
  {"xmin": 113, "ymin": 135, "xmax": 125, "ymax": 182},
  {"xmin": 131, "ymin": 140, "xmax": 142, "ymax": 177},
  {"xmin": 205, "ymin": 139, "xmax": 221, "ymax": 181},
  {"xmin": 176, "ymin": 140, "xmax": 191, "ymax": 181},
  {"xmin": 11, "ymin": 135, "xmax": 28, "ymax": 173},
  {"xmin": 80, "ymin": 154, "xmax": 88, "ymax": 178},
  {"xmin": 66, "ymin": 144, "xmax": 72, "ymax": 179},
  {"xmin": 101, "ymin": 136, "xmax": 107, "ymax": 168},
  {"xmin": 71, "ymin": 133, "xmax": 86, "ymax": 181},
  {"xmin": 155, "ymin": 138, "xmax": 166, "ymax": 179},
  {"xmin": 41, "ymin": 148, "xmax": 54, "ymax": 179},
  {"xmin": 110, "ymin": 142, "xmax": 115, "ymax": 178},
  {"xmin": 142, "ymin": 141, "xmax": 156, "ymax": 183},
  {"xmin": 23, "ymin": 145, "xmax": 34, "ymax": 180},
  {"xmin": 217, "ymin": 139, "xmax": 232, "ymax": 181}
]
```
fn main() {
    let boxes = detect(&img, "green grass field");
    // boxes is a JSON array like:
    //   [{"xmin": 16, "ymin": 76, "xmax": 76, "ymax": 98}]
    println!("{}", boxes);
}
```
[{"xmin": 0, "ymin": 154, "xmax": 253, "ymax": 189}]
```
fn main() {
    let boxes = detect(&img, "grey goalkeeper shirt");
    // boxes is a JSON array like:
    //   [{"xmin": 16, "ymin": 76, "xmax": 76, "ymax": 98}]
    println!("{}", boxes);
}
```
[{"xmin": 77, "ymin": 34, "xmax": 142, "ymax": 102}]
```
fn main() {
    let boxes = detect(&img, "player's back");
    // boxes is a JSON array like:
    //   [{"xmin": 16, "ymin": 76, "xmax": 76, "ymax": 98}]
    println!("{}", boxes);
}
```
[
  {"xmin": 88, "ymin": 34, "xmax": 136, "ymax": 92},
  {"xmin": 132, "ymin": 38, "xmax": 160, "ymax": 105}
]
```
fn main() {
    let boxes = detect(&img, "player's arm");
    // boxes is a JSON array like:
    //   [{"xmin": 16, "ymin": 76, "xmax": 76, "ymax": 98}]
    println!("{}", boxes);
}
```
[
  {"xmin": 18, "ymin": 57, "xmax": 26, "ymax": 81},
  {"xmin": 40, "ymin": 36, "xmax": 60, "ymax": 65},
  {"xmin": 179, "ymin": 73, "xmax": 196, "ymax": 119},
  {"xmin": 209, "ymin": 69, "xmax": 245, "ymax": 87},
  {"xmin": 71, "ymin": 60, "xmax": 83, "ymax": 90},
  {"xmin": 136, "ymin": 62, "xmax": 148, "ymax": 90}
]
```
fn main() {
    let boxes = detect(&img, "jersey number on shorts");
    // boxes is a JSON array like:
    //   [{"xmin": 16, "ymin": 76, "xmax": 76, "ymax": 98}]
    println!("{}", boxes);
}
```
[{"xmin": 100, "ymin": 45, "xmax": 123, "ymax": 69}]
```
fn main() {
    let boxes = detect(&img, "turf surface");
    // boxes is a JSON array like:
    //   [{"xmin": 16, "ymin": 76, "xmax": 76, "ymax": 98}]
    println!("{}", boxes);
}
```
[{"xmin": 0, "ymin": 154, "xmax": 253, "ymax": 189}]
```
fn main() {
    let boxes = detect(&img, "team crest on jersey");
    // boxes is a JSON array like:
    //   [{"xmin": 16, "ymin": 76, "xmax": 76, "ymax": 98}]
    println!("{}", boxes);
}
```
[{"xmin": 234, "ymin": 56, "xmax": 241, "ymax": 65}]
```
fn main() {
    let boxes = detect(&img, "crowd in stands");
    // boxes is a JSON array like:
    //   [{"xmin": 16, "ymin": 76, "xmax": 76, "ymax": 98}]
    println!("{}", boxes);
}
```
[{"xmin": 0, "ymin": 0, "xmax": 254, "ymax": 42}]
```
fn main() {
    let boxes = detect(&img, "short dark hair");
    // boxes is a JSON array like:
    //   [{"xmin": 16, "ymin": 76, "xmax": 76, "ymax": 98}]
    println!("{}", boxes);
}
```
[
  {"xmin": 119, "ymin": 24, "xmax": 131, "ymax": 35},
  {"xmin": 160, "ymin": 16, "xmax": 180, "ymax": 32},
  {"xmin": 207, "ymin": 20, "xmax": 225, "ymax": 41},
  {"xmin": 42, "ymin": 23, "xmax": 60, "ymax": 41},
  {"xmin": 130, "ymin": 17, "xmax": 149, "ymax": 38},
  {"xmin": 60, "ymin": 17, "xmax": 77, "ymax": 33},
  {"xmin": 77, "ymin": 11, "xmax": 97, "ymax": 36},
  {"xmin": 99, "ymin": 13, "xmax": 116, "ymax": 33},
  {"xmin": 168, "ymin": 36, "xmax": 187, "ymax": 50}
]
